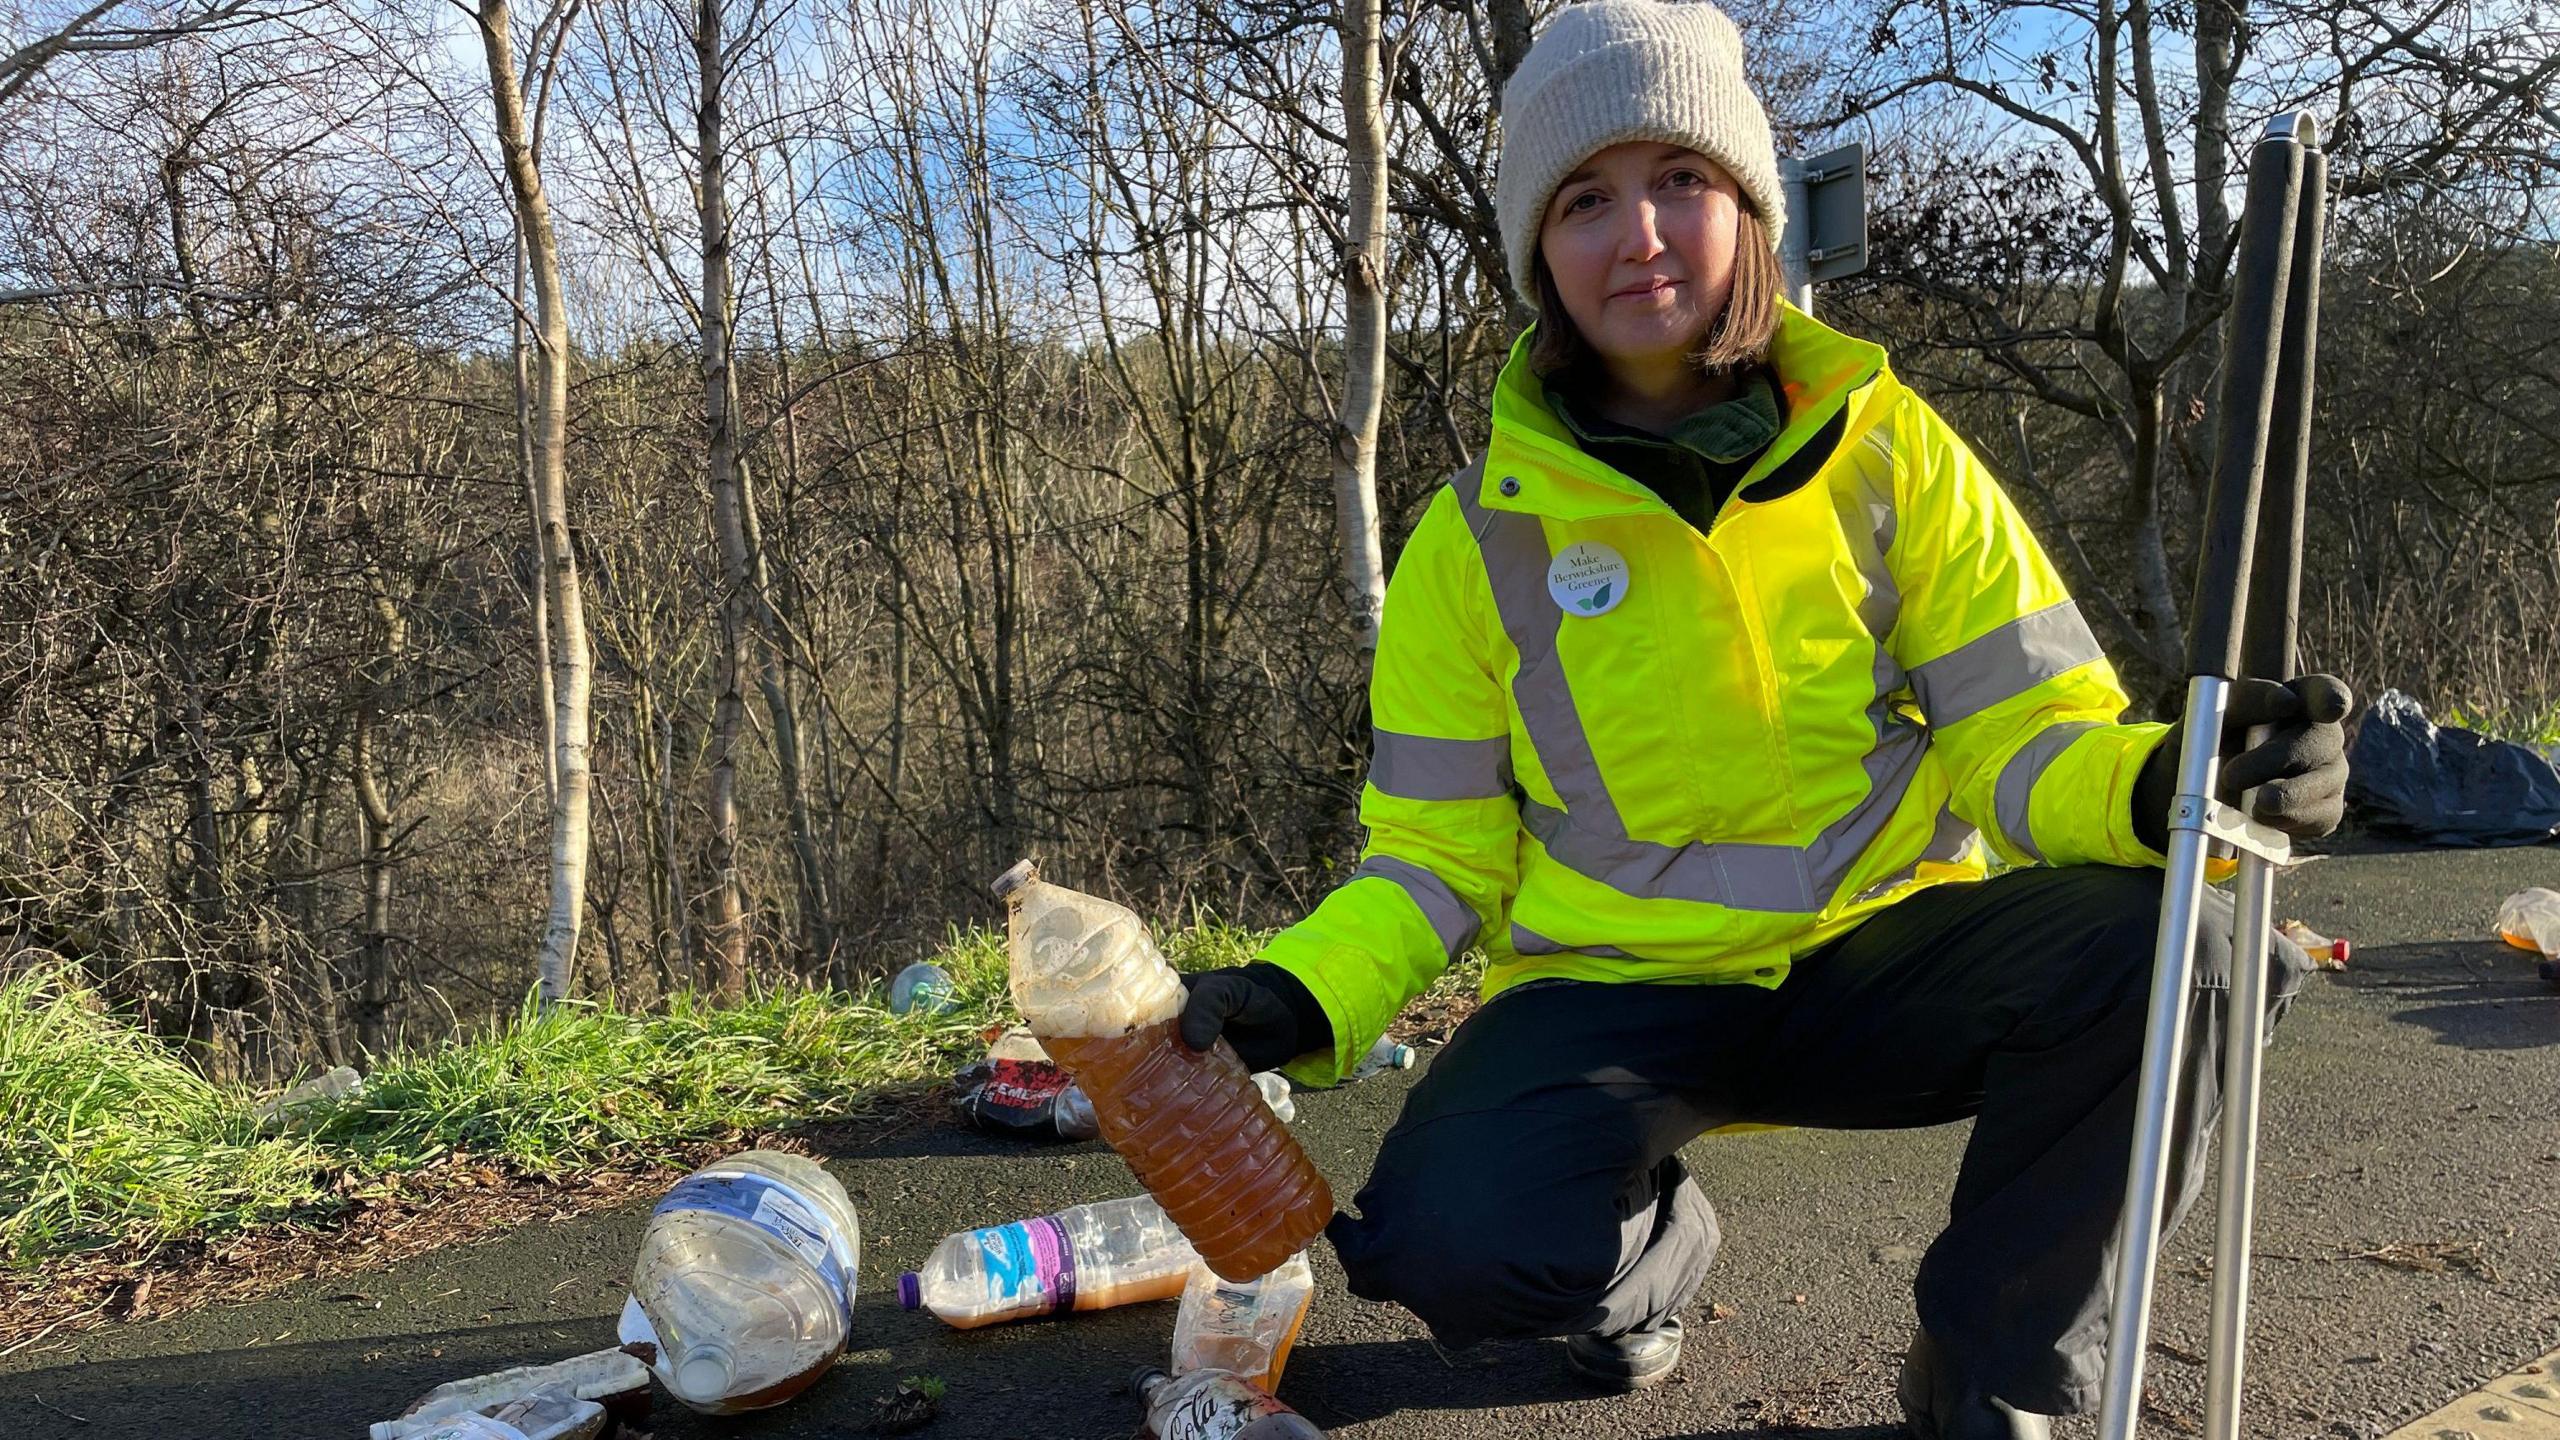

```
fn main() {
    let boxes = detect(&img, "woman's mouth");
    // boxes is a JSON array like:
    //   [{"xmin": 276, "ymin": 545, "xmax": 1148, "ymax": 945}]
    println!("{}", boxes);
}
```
[{"xmin": 1611, "ymin": 279, "xmax": 1679, "ymax": 300}]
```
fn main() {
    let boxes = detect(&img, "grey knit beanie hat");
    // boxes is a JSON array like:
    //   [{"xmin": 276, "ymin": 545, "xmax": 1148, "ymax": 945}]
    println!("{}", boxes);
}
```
[{"xmin": 1495, "ymin": 0, "xmax": 1784, "ymax": 299}]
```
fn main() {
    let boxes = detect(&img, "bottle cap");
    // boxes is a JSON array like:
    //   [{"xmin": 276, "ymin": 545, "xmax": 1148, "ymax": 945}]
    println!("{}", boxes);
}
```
[
  {"xmin": 1130, "ymin": 1365, "xmax": 1171, "ymax": 1399},
  {"xmin": 898, "ymin": 1272, "xmax": 922, "ymax": 1310},
  {"xmin": 672, "ymin": 1343, "xmax": 734, "ymax": 1403},
  {"xmin": 990, "ymin": 859, "xmax": 1039, "ymax": 900}
]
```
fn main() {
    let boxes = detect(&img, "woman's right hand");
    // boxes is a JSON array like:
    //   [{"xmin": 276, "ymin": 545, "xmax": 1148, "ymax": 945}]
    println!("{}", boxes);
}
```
[{"xmin": 1177, "ymin": 964, "xmax": 1332, "ymax": 1073}]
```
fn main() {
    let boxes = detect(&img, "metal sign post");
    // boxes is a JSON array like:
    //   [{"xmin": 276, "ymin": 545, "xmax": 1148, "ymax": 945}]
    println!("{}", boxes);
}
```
[
  {"xmin": 1777, "ymin": 142, "xmax": 1866, "ymax": 315},
  {"xmin": 2097, "ymin": 111, "xmax": 2327, "ymax": 1440}
]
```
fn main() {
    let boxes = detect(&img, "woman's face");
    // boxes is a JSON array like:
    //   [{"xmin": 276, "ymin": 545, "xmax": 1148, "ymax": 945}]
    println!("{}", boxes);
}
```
[{"xmin": 1537, "ymin": 143, "xmax": 1743, "ymax": 377}]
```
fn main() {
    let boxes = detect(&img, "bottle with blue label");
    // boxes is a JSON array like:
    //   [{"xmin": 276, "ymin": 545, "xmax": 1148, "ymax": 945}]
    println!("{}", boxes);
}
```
[
  {"xmin": 624, "ymin": 1150, "xmax": 861, "ymax": 1413},
  {"xmin": 900, "ymin": 1194, "xmax": 1198, "ymax": 1328}
]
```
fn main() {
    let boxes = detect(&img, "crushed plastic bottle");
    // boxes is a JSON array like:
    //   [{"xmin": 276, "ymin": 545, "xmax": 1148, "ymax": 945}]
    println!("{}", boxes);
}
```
[
  {"xmin": 1054, "ymin": 1081, "xmax": 1100, "ymax": 1140},
  {"xmin": 889, "ymin": 961, "xmax": 959, "ymax": 1016},
  {"xmin": 372, "ymin": 1350, "xmax": 650, "ymax": 1440},
  {"xmin": 997, "ymin": 860, "xmax": 1330, "ymax": 1281},
  {"xmin": 983, "ymin": 1024, "xmax": 1052, "ymax": 1061},
  {"xmin": 2494, "ymin": 888, "xmax": 2560, "ymax": 959},
  {"xmin": 1252, "ymin": 1070, "xmax": 1297, "ymax": 1123},
  {"xmin": 1171, "ymin": 1251, "xmax": 1315, "ymax": 1391},
  {"xmin": 622, "ymin": 1150, "xmax": 860, "ymax": 1414},
  {"xmin": 900, "ymin": 1194, "xmax": 1199, "ymax": 1328},
  {"xmin": 254, "ymin": 1064, "xmax": 365, "ymax": 1132},
  {"xmin": 376, "ymin": 1392, "xmax": 604, "ymax": 1440},
  {"xmin": 1058, "ymin": 1070, "xmax": 1292, "ymax": 1141},
  {"xmin": 1347, "ymin": 1037, "xmax": 1416, "ymax": 1084},
  {"xmin": 1135, "ymin": 1366, "xmax": 1327, "ymax": 1438}
]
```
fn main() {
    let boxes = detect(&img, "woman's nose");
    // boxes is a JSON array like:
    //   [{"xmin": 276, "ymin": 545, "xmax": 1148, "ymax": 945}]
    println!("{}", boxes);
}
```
[{"xmin": 1621, "ymin": 199, "xmax": 1665, "ymax": 260}]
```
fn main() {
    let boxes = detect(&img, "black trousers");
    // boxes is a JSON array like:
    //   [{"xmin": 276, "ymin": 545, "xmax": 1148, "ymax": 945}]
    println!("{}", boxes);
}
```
[{"xmin": 1324, "ymin": 865, "xmax": 2308, "ymax": 1415}]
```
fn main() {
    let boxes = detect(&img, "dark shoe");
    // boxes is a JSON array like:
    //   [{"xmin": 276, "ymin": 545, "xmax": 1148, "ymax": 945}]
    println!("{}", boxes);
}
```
[
  {"xmin": 1897, "ymin": 1329, "xmax": 2054, "ymax": 1439},
  {"xmin": 1564, "ymin": 1315, "xmax": 1684, "ymax": 1390}
]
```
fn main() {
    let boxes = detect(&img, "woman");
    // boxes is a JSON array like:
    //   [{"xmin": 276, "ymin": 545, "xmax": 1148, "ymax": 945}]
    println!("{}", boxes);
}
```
[{"xmin": 1177, "ymin": 2, "xmax": 2349, "ymax": 1435}]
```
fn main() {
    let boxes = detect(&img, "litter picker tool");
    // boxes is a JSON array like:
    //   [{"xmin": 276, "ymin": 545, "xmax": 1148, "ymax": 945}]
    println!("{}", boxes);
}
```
[{"xmin": 2096, "ymin": 111, "xmax": 2327, "ymax": 1440}]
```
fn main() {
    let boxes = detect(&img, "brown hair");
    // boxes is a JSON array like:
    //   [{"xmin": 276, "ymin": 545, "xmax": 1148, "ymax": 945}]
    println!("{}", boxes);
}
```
[{"xmin": 1528, "ymin": 207, "xmax": 1782, "ymax": 383}]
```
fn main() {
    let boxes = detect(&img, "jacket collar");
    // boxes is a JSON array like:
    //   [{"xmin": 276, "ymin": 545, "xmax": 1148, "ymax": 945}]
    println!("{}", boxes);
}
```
[{"xmin": 1483, "ymin": 302, "xmax": 1890, "ymax": 523}]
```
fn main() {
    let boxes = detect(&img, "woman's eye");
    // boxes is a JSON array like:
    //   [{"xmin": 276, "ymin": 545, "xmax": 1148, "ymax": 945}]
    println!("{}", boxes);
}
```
[
  {"xmin": 1665, "ymin": 170, "xmax": 1703, "ymax": 189},
  {"xmin": 1566, "ymin": 192, "xmax": 1600, "ymax": 213}
]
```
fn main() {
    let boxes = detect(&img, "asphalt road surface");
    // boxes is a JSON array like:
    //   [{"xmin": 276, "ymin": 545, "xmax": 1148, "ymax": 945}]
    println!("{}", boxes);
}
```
[{"xmin": 9, "ymin": 845, "xmax": 2556, "ymax": 1439}]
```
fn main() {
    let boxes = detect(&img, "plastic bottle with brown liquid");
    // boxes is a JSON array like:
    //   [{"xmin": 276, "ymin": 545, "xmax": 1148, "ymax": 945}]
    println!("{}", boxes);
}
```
[{"xmin": 995, "ymin": 860, "xmax": 1332, "ymax": 1281}]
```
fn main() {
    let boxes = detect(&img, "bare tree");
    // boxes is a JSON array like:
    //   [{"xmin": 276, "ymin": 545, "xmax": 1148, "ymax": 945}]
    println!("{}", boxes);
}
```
[
  {"xmin": 1829, "ymin": 0, "xmax": 2560, "ymax": 699},
  {"xmin": 473, "ymin": 0, "xmax": 593, "ymax": 1005},
  {"xmin": 0, "ymin": 1, "xmax": 283, "ymax": 106},
  {"xmin": 694, "ymin": 0, "xmax": 752, "ymax": 997}
]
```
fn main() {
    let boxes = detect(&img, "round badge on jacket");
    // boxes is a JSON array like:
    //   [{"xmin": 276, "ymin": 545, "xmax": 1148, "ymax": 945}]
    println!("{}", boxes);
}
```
[{"xmin": 1547, "ymin": 540, "xmax": 1629, "ymax": 617}]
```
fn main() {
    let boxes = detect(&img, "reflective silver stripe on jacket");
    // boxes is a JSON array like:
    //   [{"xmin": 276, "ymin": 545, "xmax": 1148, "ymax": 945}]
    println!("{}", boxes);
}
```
[
  {"xmin": 1455, "ymin": 468, "xmax": 1627, "ymax": 835},
  {"xmin": 1370, "ymin": 730, "xmax": 1513, "ymax": 801},
  {"xmin": 1458, "ymin": 456, "xmax": 1936, "ymax": 914},
  {"xmin": 1839, "ymin": 423, "xmax": 1901, "ymax": 648},
  {"xmin": 1353, "ymin": 854, "xmax": 1478, "ymax": 957},
  {"xmin": 1508, "ymin": 923, "xmax": 1634, "ymax": 959},
  {"xmin": 1993, "ymin": 720, "xmax": 2102, "ymax": 861},
  {"xmin": 1847, "ymin": 802, "xmax": 1982, "ymax": 906},
  {"xmin": 1908, "ymin": 600, "xmax": 2104, "ymax": 728},
  {"xmin": 1515, "ymin": 714, "xmax": 1932, "ymax": 914}
]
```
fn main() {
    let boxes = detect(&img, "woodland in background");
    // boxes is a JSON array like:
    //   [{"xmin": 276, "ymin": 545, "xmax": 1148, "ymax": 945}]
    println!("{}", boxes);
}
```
[{"xmin": 2, "ymin": 0, "xmax": 2553, "ymax": 1081}]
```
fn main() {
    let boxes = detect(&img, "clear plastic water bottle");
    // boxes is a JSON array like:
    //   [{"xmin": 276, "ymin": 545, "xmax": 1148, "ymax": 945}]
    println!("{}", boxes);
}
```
[
  {"xmin": 377, "ymin": 1393, "xmax": 603, "ymax": 1440},
  {"xmin": 370, "ymin": 1350, "xmax": 648, "ymax": 1440},
  {"xmin": 627, "ymin": 1150, "xmax": 860, "ymax": 1413},
  {"xmin": 900, "ymin": 1193, "xmax": 1199, "ymax": 1328},
  {"xmin": 1134, "ymin": 1367, "xmax": 1326, "ymax": 1438},
  {"xmin": 888, "ymin": 961, "xmax": 958, "ymax": 1015},
  {"xmin": 1058, "ymin": 1071, "xmax": 1292, "ymax": 1140},
  {"xmin": 1347, "ymin": 1036, "xmax": 1415, "ymax": 1083},
  {"xmin": 1171, "ymin": 1251, "xmax": 1315, "ymax": 1390}
]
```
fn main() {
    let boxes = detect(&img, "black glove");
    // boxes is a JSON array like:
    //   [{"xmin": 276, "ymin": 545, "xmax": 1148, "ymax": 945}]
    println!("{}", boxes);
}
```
[
  {"xmin": 1177, "ymin": 963, "xmax": 1335, "ymax": 1074},
  {"xmin": 2133, "ymin": 674, "xmax": 2353, "ymax": 851}
]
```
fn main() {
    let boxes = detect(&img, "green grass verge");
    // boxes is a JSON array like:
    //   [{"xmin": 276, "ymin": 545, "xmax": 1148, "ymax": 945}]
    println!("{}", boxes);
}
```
[
  {"xmin": 1, "ymin": 917, "xmax": 1277, "ymax": 1267},
  {"xmin": 2438, "ymin": 700, "xmax": 2560, "ymax": 751}
]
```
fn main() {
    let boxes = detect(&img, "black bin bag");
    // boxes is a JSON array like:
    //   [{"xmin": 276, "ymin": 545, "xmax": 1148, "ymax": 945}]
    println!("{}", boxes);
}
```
[{"xmin": 2345, "ymin": 688, "xmax": 2560, "ymax": 846}]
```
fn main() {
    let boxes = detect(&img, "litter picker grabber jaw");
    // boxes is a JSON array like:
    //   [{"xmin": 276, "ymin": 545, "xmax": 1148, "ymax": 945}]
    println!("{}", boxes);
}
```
[{"xmin": 2096, "ymin": 111, "xmax": 2327, "ymax": 1440}]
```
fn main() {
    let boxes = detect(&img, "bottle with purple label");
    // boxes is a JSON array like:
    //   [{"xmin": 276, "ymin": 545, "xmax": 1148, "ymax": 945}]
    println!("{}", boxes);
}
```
[
  {"xmin": 626, "ymin": 1150, "xmax": 861, "ymax": 1414},
  {"xmin": 900, "ymin": 1194, "xmax": 1198, "ymax": 1328}
]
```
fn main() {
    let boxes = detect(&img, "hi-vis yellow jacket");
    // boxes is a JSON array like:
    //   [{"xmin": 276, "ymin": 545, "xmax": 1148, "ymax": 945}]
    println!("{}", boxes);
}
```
[{"xmin": 1264, "ymin": 305, "xmax": 2176, "ymax": 1085}]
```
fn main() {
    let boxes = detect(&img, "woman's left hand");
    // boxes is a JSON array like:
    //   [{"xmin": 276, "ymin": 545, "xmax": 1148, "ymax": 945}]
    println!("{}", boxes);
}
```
[{"xmin": 2133, "ymin": 674, "xmax": 2353, "ymax": 850}]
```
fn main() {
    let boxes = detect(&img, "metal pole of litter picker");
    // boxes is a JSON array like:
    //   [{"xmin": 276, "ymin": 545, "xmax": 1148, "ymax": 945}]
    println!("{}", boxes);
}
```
[
  {"xmin": 2096, "ymin": 112, "xmax": 2325, "ymax": 1440},
  {"xmin": 2200, "ymin": 114, "xmax": 2325, "ymax": 1440}
]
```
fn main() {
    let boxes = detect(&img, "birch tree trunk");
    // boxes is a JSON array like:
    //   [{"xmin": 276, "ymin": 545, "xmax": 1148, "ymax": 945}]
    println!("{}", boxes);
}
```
[
  {"xmin": 479, "ymin": 0, "xmax": 591, "ymax": 1007},
  {"xmin": 1331, "ymin": 0, "xmax": 1390, "ymax": 649},
  {"xmin": 515, "ymin": 232, "xmax": 558, "ymax": 810}
]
